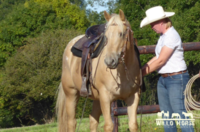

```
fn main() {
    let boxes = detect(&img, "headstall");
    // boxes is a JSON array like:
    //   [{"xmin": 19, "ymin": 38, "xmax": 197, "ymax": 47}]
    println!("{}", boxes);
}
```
[{"xmin": 104, "ymin": 23, "xmax": 134, "ymax": 80}]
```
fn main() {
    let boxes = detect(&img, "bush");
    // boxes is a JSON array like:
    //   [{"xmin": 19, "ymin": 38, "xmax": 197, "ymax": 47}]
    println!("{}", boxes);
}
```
[{"xmin": 0, "ymin": 29, "xmax": 92, "ymax": 127}]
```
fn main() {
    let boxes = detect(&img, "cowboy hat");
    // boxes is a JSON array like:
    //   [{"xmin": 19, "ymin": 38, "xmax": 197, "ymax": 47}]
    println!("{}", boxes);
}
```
[{"xmin": 140, "ymin": 6, "xmax": 175, "ymax": 28}]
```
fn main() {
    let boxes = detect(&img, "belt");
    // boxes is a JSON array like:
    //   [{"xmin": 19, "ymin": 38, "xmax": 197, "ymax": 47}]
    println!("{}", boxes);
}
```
[{"xmin": 161, "ymin": 70, "xmax": 187, "ymax": 78}]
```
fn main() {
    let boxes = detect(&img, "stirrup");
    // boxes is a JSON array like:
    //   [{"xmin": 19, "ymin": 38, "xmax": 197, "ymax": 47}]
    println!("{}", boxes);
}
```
[{"xmin": 80, "ymin": 77, "xmax": 89, "ymax": 97}]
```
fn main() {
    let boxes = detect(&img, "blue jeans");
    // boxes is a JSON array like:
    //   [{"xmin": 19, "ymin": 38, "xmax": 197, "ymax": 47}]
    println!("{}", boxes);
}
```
[{"xmin": 157, "ymin": 71, "xmax": 194, "ymax": 132}]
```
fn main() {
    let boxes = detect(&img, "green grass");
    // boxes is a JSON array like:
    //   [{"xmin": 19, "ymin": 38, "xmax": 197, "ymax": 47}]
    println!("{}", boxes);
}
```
[
  {"xmin": 0, "ymin": 113, "xmax": 199, "ymax": 132},
  {"xmin": 0, "ymin": 123, "xmax": 58, "ymax": 132}
]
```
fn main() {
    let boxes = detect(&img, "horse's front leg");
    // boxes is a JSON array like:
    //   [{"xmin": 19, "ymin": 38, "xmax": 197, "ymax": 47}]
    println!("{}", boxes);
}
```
[
  {"xmin": 89, "ymin": 100, "xmax": 102, "ymax": 132},
  {"xmin": 99, "ymin": 89, "xmax": 114, "ymax": 132},
  {"xmin": 125, "ymin": 88, "xmax": 141, "ymax": 132}
]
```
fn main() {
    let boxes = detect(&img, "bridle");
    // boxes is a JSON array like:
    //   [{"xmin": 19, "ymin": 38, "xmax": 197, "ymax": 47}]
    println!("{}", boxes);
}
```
[
  {"xmin": 120, "ymin": 24, "xmax": 134, "ymax": 65},
  {"xmin": 104, "ymin": 22, "xmax": 135, "ymax": 81},
  {"xmin": 105, "ymin": 23, "xmax": 134, "ymax": 64}
]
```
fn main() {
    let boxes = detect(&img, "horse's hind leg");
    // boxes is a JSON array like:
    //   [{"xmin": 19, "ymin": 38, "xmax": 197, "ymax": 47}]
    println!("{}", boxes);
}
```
[
  {"xmin": 89, "ymin": 100, "xmax": 102, "ymax": 132},
  {"xmin": 125, "ymin": 89, "xmax": 141, "ymax": 132},
  {"xmin": 64, "ymin": 86, "xmax": 79, "ymax": 132}
]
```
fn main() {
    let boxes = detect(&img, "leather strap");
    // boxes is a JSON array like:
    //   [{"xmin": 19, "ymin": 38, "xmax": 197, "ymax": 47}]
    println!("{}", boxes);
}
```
[{"xmin": 161, "ymin": 70, "xmax": 187, "ymax": 78}]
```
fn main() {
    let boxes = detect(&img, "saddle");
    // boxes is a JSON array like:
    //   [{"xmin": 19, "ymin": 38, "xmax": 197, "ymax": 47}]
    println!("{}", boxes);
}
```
[{"xmin": 71, "ymin": 24, "xmax": 106, "ymax": 97}]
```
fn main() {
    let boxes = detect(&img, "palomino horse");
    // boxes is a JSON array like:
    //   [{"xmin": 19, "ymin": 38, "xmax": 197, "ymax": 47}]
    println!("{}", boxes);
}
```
[{"xmin": 56, "ymin": 10, "xmax": 142, "ymax": 132}]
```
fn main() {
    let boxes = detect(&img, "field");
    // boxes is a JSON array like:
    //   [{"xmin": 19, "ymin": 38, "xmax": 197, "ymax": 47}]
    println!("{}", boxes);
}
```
[{"xmin": 1, "ymin": 113, "xmax": 200, "ymax": 132}]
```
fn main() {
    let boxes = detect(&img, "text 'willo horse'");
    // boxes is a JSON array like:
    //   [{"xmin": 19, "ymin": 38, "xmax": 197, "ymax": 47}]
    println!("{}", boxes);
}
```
[{"xmin": 56, "ymin": 10, "xmax": 142, "ymax": 132}]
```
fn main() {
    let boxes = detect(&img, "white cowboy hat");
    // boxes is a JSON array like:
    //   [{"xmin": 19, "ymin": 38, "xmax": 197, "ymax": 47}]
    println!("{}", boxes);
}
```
[{"xmin": 140, "ymin": 6, "xmax": 175, "ymax": 28}]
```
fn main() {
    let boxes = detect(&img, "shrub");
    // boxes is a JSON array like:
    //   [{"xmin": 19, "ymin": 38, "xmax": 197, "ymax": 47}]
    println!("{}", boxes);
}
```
[{"xmin": 0, "ymin": 29, "xmax": 92, "ymax": 127}]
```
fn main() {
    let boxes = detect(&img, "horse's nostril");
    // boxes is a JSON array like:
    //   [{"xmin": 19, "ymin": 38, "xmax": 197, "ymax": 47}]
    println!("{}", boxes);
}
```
[{"xmin": 111, "ymin": 59, "xmax": 115, "ymax": 64}]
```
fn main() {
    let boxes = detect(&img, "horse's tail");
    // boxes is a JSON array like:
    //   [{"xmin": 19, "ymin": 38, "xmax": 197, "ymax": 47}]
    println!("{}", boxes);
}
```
[{"xmin": 56, "ymin": 82, "xmax": 67, "ymax": 132}]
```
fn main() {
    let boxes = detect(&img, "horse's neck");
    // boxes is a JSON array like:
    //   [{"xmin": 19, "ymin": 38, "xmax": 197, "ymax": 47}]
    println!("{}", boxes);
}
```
[{"xmin": 125, "ymin": 42, "xmax": 136, "ymax": 66}]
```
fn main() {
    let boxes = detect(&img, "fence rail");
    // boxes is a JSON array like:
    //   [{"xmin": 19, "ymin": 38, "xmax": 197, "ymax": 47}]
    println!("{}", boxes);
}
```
[{"xmin": 138, "ymin": 42, "xmax": 200, "ymax": 54}]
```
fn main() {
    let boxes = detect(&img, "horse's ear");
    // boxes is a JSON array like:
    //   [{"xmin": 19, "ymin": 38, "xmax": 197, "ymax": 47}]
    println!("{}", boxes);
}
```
[
  {"xmin": 104, "ymin": 11, "xmax": 111, "ymax": 21},
  {"xmin": 119, "ymin": 9, "xmax": 125, "ymax": 21}
]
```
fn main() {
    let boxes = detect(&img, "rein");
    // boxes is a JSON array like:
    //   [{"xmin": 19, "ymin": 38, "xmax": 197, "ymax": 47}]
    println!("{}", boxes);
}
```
[
  {"xmin": 120, "ymin": 26, "xmax": 133, "ymax": 62},
  {"xmin": 120, "ymin": 25, "xmax": 134, "ymax": 81}
]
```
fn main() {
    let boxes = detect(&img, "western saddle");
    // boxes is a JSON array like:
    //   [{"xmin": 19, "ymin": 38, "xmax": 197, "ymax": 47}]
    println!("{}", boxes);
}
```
[{"xmin": 71, "ymin": 24, "xmax": 106, "ymax": 97}]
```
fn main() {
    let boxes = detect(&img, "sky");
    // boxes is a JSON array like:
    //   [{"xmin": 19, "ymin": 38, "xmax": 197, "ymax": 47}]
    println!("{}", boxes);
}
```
[
  {"xmin": 86, "ymin": 0, "xmax": 109, "ymax": 13},
  {"xmin": 86, "ymin": 5, "xmax": 108, "ymax": 13}
]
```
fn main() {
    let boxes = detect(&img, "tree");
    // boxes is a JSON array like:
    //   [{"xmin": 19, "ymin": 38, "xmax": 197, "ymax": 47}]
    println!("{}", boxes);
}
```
[
  {"xmin": 86, "ymin": 10, "xmax": 106, "ymax": 26},
  {"xmin": 69, "ymin": 0, "xmax": 86, "ymax": 9},
  {"xmin": 0, "ymin": 0, "xmax": 26, "ymax": 21},
  {"xmin": 0, "ymin": 0, "xmax": 90, "ymax": 67}
]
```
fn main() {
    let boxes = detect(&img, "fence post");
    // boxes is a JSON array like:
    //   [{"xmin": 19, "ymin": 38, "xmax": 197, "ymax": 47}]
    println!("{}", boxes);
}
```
[{"xmin": 111, "ymin": 101, "xmax": 118, "ymax": 132}]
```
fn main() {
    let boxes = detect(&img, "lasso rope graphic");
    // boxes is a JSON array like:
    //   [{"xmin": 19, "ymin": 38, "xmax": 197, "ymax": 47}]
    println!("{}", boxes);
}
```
[{"xmin": 184, "ymin": 73, "xmax": 200, "ymax": 118}]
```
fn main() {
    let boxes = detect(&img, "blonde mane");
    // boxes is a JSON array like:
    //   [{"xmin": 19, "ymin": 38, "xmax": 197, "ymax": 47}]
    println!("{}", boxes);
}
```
[{"xmin": 106, "ymin": 14, "xmax": 131, "ymax": 35}]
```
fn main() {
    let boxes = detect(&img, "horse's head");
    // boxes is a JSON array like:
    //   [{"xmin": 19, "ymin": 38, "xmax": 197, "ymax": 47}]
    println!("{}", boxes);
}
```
[{"xmin": 104, "ymin": 10, "xmax": 131, "ymax": 69}]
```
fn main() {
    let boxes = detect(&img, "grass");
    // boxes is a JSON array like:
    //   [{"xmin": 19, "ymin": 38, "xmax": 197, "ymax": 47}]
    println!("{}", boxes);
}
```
[
  {"xmin": 0, "ymin": 123, "xmax": 58, "ymax": 132},
  {"xmin": 0, "ymin": 113, "xmax": 200, "ymax": 132}
]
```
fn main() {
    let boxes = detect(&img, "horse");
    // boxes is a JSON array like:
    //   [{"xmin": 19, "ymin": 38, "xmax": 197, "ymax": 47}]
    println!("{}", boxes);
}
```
[{"xmin": 56, "ymin": 9, "xmax": 142, "ymax": 132}]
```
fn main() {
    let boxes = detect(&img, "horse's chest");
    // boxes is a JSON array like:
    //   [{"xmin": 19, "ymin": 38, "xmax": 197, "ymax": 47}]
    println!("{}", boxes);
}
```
[{"xmin": 107, "ymin": 81, "xmax": 138, "ymax": 99}]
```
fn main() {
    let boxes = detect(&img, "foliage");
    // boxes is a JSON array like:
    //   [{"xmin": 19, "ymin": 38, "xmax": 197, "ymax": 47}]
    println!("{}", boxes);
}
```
[
  {"xmin": 86, "ymin": 10, "xmax": 106, "ymax": 26},
  {"xmin": 0, "ymin": 0, "xmax": 26, "ymax": 21},
  {"xmin": 0, "ymin": 0, "xmax": 90, "ymax": 67},
  {"xmin": 0, "ymin": 29, "xmax": 92, "ymax": 127},
  {"xmin": 33, "ymin": 0, "xmax": 89, "ymax": 30},
  {"xmin": 69, "ymin": 0, "xmax": 86, "ymax": 9}
]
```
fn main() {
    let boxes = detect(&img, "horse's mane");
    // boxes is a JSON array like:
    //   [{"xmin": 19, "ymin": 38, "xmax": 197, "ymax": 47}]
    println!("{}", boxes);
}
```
[{"xmin": 106, "ymin": 13, "xmax": 131, "ymax": 35}]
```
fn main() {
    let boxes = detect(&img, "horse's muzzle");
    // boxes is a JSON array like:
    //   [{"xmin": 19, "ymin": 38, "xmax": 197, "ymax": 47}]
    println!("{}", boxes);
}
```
[{"xmin": 104, "ymin": 54, "xmax": 119, "ymax": 69}]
